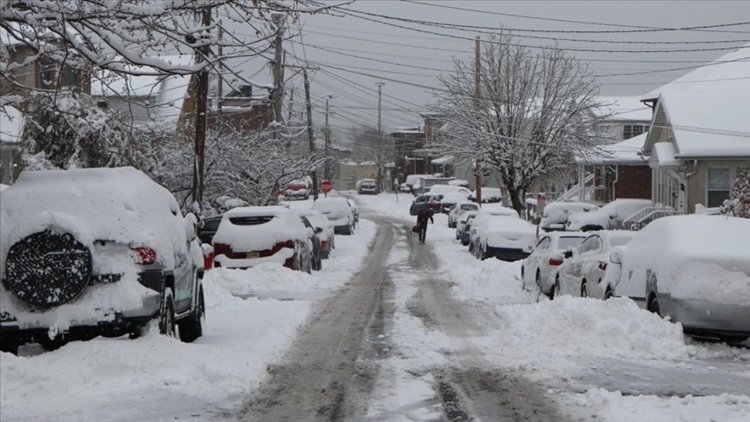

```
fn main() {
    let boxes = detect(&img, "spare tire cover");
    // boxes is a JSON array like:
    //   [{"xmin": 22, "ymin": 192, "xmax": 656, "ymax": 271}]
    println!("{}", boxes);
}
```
[{"xmin": 4, "ymin": 230, "xmax": 92, "ymax": 308}]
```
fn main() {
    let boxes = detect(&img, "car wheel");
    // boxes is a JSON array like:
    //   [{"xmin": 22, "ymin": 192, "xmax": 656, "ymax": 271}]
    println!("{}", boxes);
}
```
[
  {"xmin": 0, "ymin": 335, "xmax": 19, "ymax": 355},
  {"xmin": 179, "ymin": 285, "xmax": 204, "ymax": 343},
  {"xmin": 37, "ymin": 335, "xmax": 68, "ymax": 351},
  {"xmin": 604, "ymin": 288, "xmax": 614, "ymax": 300},
  {"xmin": 552, "ymin": 276, "xmax": 561, "ymax": 299},
  {"xmin": 580, "ymin": 280, "xmax": 588, "ymax": 298},
  {"xmin": 647, "ymin": 293, "xmax": 661, "ymax": 316},
  {"xmin": 159, "ymin": 287, "xmax": 176, "ymax": 337}
]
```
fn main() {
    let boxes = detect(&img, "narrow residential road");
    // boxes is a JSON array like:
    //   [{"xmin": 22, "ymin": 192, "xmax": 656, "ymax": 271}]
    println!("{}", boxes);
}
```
[
  {"xmin": 237, "ymin": 210, "xmax": 564, "ymax": 421},
  {"xmin": 238, "ymin": 213, "xmax": 396, "ymax": 421}
]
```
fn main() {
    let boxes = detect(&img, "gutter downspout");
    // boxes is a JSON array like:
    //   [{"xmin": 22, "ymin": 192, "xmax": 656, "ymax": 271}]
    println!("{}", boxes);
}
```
[{"xmin": 666, "ymin": 159, "xmax": 697, "ymax": 213}]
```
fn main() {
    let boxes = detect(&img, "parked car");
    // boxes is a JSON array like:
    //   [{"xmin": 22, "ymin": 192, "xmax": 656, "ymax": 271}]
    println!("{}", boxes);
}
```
[
  {"xmin": 471, "ymin": 214, "xmax": 536, "ymax": 261},
  {"xmin": 521, "ymin": 232, "xmax": 587, "ymax": 298},
  {"xmin": 456, "ymin": 211, "xmax": 478, "ymax": 246},
  {"xmin": 347, "ymin": 199, "xmax": 359, "ymax": 224},
  {"xmin": 0, "ymin": 167, "xmax": 205, "ymax": 354},
  {"xmin": 448, "ymin": 201, "xmax": 480, "ymax": 228},
  {"xmin": 298, "ymin": 214, "xmax": 323, "ymax": 271},
  {"xmin": 566, "ymin": 199, "xmax": 651, "ymax": 231},
  {"xmin": 298, "ymin": 209, "xmax": 335, "ymax": 258},
  {"xmin": 198, "ymin": 214, "xmax": 223, "ymax": 244},
  {"xmin": 212, "ymin": 206, "xmax": 314, "ymax": 272},
  {"xmin": 428, "ymin": 184, "xmax": 472, "ymax": 197},
  {"xmin": 614, "ymin": 215, "xmax": 750, "ymax": 342},
  {"xmin": 468, "ymin": 206, "xmax": 520, "ymax": 245},
  {"xmin": 357, "ymin": 178, "xmax": 379, "ymax": 195},
  {"xmin": 313, "ymin": 197, "xmax": 356, "ymax": 235},
  {"xmin": 403, "ymin": 174, "xmax": 432, "ymax": 195},
  {"xmin": 555, "ymin": 231, "xmax": 635, "ymax": 299},
  {"xmin": 539, "ymin": 202, "xmax": 598, "ymax": 231},
  {"xmin": 409, "ymin": 193, "xmax": 443, "ymax": 216},
  {"xmin": 440, "ymin": 192, "xmax": 471, "ymax": 215},
  {"xmin": 468, "ymin": 187, "xmax": 503, "ymax": 203},
  {"xmin": 284, "ymin": 180, "xmax": 310, "ymax": 200}
]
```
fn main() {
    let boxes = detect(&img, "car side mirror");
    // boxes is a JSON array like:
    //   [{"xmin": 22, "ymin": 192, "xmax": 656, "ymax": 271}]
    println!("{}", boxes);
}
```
[
  {"xmin": 610, "ymin": 247, "xmax": 623, "ymax": 264},
  {"xmin": 315, "ymin": 227, "xmax": 323, "ymax": 234},
  {"xmin": 563, "ymin": 250, "xmax": 573, "ymax": 259},
  {"xmin": 184, "ymin": 213, "xmax": 198, "ymax": 241}
]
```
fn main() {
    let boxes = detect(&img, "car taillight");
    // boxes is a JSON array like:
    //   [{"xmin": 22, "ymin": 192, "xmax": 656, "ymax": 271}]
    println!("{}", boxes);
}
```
[
  {"xmin": 598, "ymin": 260, "xmax": 608, "ymax": 271},
  {"xmin": 549, "ymin": 257, "xmax": 563, "ymax": 266},
  {"xmin": 213, "ymin": 242, "xmax": 232, "ymax": 255},
  {"xmin": 131, "ymin": 247, "xmax": 157, "ymax": 265},
  {"xmin": 272, "ymin": 240, "xmax": 295, "ymax": 253}
]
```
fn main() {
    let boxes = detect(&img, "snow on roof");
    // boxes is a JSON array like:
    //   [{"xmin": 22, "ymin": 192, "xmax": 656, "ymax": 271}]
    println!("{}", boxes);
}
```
[
  {"xmin": 642, "ymin": 44, "xmax": 750, "ymax": 157},
  {"xmin": 91, "ymin": 55, "xmax": 194, "ymax": 128},
  {"xmin": 432, "ymin": 155, "xmax": 454, "ymax": 165},
  {"xmin": 0, "ymin": 105, "xmax": 24, "ymax": 144},
  {"xmin": 652, "ymin": 142, "xmax": 679, "ymax": 167},
  {"xmin": 576, "ymin": 132, "xmax": 648, "ymax": 165},
  {"xmin": 597, "ymin": 96, "xmax": 652, "ymax": 122}
]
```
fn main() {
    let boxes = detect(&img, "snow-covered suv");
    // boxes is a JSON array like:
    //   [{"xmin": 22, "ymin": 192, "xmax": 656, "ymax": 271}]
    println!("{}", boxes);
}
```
[{"xmin": 0, "ymin": 167, "xmax": 205, "ymax": 354}]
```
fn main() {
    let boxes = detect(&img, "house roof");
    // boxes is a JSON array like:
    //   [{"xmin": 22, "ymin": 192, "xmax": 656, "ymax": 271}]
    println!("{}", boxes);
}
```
[
  {"xmin": 641, "ymin": 43, "xmax": 750, "ymax": 158},
  {"xmin": 597, "ymin": 96, "xmax": 652, "ymax": 122},
  {"xmin": 576, "ymin": 132, "xmax": 648, "ymax": 165},
  {"xmin": 652, "ymin": 142, "xmax": 679, "ymax": 167}
]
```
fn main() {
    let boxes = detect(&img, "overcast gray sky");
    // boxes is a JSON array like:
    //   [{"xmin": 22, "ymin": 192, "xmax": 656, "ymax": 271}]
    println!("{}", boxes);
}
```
[{"xmin": 259, "ymin": 0, "xmax": 750, "ymax": 138}]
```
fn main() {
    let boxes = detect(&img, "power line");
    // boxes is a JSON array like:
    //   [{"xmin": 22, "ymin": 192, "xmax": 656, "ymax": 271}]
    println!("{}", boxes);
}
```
[{"xmin": 402, "ymin": 0, "xmax": 750, "ymax": 35}]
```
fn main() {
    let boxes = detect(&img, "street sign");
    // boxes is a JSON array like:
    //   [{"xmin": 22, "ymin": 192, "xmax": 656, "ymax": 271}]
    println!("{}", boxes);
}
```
[{"xmin": 320, "ymin": 179, "xmax": 332, "ymax": 194}]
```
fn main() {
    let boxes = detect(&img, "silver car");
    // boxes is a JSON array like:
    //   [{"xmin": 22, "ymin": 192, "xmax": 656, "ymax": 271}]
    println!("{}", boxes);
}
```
[
  {"xmin": 615, "ymin": 215, "xmax": 750, "ymax": 342},
  {"xmin": 521, "ymin": 232, "xmax": 586, "ymax": 298}
]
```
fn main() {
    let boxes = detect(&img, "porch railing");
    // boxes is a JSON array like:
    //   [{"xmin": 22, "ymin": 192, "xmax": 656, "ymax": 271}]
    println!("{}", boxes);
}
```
[{"xmin": 622, "ymin": 207, "xmax": 683, "ymax": 231}]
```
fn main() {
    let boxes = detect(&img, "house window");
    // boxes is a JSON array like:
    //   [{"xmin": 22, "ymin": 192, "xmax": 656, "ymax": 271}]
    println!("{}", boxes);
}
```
[
  {"xmin": 39, "ymin": 61, "xmax": 56, "ymax": 89},
  {"xmin": 707, "ymin": 168, "xmax": 730, "ymax": 207},
  {"xmin": 623, "ymin": 124, "xmax": 649, "ymax": 140},
  {"xmin": 65, "ymin": 68, "xmax": 79, "ymax": 88}
]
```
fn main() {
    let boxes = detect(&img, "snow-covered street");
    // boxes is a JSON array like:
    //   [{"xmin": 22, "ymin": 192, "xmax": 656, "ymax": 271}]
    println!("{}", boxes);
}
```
[{"xmin": 2, "ymin": 193, "xmax": 749, "ymax": 421}]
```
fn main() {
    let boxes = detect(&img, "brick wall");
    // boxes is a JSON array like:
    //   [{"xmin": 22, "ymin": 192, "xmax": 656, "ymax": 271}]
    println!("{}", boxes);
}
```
[{"xmin": 614, "ymin": 165, "xmax": 651, "ymax": 199}]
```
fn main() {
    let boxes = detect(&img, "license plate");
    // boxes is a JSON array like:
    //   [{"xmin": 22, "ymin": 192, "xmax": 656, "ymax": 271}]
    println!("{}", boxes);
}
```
[{"xmin": 246, "ymin": 252, "xmax": 259, "ymax": 259}]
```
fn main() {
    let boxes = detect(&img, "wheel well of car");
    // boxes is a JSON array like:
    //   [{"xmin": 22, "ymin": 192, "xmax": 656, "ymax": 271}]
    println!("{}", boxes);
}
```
[{"xmin": 164, "ymin": 273, "xmax": 175, "ymax": 293}]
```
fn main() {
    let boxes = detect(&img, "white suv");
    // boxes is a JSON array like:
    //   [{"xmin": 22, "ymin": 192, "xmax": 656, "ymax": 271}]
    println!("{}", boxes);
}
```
[{"xmin": 0, "ymin": 167, "xmax": 205, "ymax": 354}]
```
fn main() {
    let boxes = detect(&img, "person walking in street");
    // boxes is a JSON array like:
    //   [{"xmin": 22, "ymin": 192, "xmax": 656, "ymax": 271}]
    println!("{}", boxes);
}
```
[{"xmin": 416, "ymin": 208, "xmax": 434, "ymax": 244}]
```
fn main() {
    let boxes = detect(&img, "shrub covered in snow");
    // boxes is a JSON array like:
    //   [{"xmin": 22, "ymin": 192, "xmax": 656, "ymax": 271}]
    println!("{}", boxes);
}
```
[{"xmin": 722, "ymin": 170, "xmax": 750, "ymax": 218}]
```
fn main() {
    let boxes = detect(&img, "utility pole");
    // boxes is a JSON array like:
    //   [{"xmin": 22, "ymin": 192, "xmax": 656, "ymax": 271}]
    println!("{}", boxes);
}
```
[
  {"xmin": 375, "ymin": 82, "xmax": 384, "ymax": 134},
  {"xmin": 271, "ymin": 12, "xmax": 286, "ymax": 139},
  {"xmin": 302, "ymin": 67, "xmax": 319, "ymax": 200},
  {"xmin": 217, "ymin": 16, "xmax": 223, "ymax": 116},
  {"xmin": 287, "ymin": 86, "xmax": 294, "ymax": 122},
  {"xmin": 324, "ymin": 96, "xmax": 331, "ymax": 180},
  {"xmin": 474, "ymin": 36, "xmax": 482, "ymax": 206},
  {"xmin": 192, "ymin": 6, "xmax": 211, "ymax": 208}
]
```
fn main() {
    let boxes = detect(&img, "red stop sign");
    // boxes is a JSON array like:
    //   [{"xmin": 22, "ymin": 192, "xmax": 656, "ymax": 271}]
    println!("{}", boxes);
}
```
[{"xmin": 320, "ymin": 179, "xmax": 332, "ymax": 193}]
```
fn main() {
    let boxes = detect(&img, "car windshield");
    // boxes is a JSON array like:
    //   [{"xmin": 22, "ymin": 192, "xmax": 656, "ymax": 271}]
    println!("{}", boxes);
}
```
[
  {"xmin": 557, "ymin": 236, "xmax": 585, "ymax": 250},
  {"xmin": 202, "ymin": 218, "xmax": 222, "ymax": 231}
]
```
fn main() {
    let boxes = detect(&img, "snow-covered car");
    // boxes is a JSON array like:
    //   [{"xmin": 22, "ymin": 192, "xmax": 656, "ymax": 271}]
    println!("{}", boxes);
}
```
[
  {"xmin": 468, "ymin": 206, "xmax": 520, "ymax": 243},
  {"xmin": 440, "ymin": 192, "xmax": 471, "ymax": 215},
  {"xmin": 468, "ymin": 187, "xmax": 503, "ymax": 203},
  {"xmin": 540, "ymin": 202, "xmax": 598, "ymax": 231},
  {"xmin": 614, "ymin": 215, "xmax": 750, "ymax": 342},
  {"xmin": 347, "ymin": 199, "xmax": 359, "ymax": 224},
  {"xmin": 212, "ymin": 206, "xmax": 314, "ymax": 272},
  {"xmin": 298, "ymin": 214, "xmax": 323, "ymax": 271},
  {"xmin": 456, "ymin": 211, "xmax": 478, "ymax": 245},
  {"xmin": 427, "ymin": 184, "xmax": 472, "ymax": 197},
  {"xmin": 471, "ymin": 214, "xmax": 536, "ymax": 261},
  {"xmin": 555, "ymin": 231, "xmax": 635, "ymax": 299},
  {"xmin": 521, "ymin": 232, "xmax": 586, "ymax": 297},
  {"xmin": 283, "ymin": 180, "xmax": 310, "ymax": 200},
  {"xmin": 448, "ymin": 201, "xmax": 480, "ymax": 228},
  {"xmin": 313, "ymin": 197, "xmax": 356, "ymax": 235},
  {"xmin": 357, "ymin": 178, "xmax": 379, "ymax": 195},
  {"xmin": 409, "ymin": 193, "xmax": 443, "ymax": 216},
  {"xmin": 297, "ymin": 208, "xmax": 335, "ymax": 259},
  {"xmin": 566, "ymin": 199, "xmax": 651, "ymax": 231},
  {"xmin": 0, "ymin": 167, "xmax": 205, "ymax": 353}
]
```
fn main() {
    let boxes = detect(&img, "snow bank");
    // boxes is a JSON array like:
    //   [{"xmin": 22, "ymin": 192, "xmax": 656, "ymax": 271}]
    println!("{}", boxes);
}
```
[{"xmin": 564, "ymin": 388, "xmax": 750, "ymax": 422}]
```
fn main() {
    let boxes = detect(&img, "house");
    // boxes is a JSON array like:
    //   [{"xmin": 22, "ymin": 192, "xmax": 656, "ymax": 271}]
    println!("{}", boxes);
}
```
[
  {"xmin": 389, "ymin": 125, "xmax": 426, "ymax": 178},
  {"xmin": 1, "ymin": 25, "xmax": 91, "ymax": 183},
  {"xmin": 638, "ymin": 44, "xmax": 750, "ymax": 220},
  {"xmin": 567, "ymin": 97, "xmax": 653, "ymax": 204}
]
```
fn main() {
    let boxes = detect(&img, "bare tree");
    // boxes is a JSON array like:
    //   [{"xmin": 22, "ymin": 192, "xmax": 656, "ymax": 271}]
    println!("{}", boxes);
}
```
[
  {"xmin": 350, "ymin": 124, "xmax": 390, "ymax": 190},
  {"xmin": 436, "ymin": 33, "xmax": 607, "ymax": 214}
]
